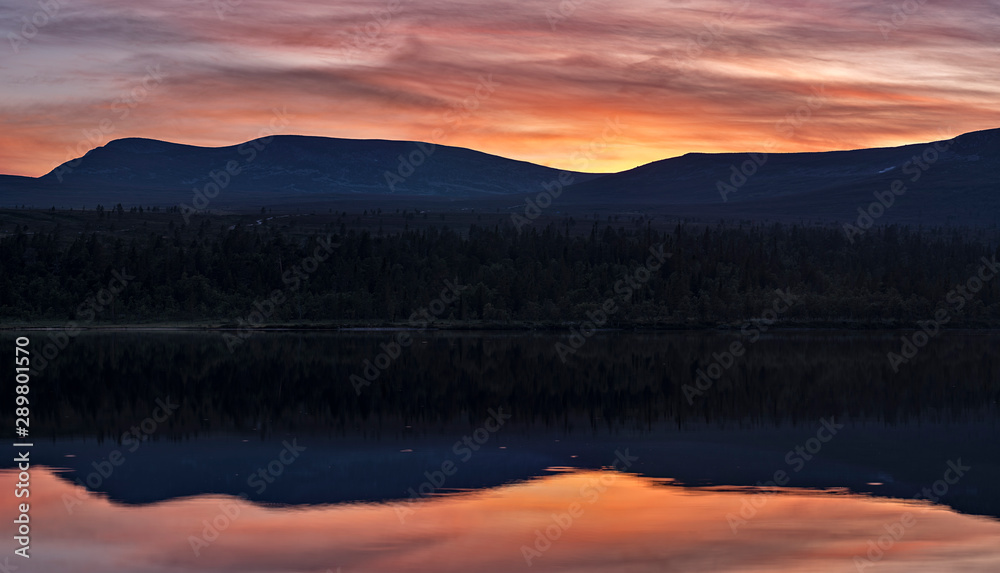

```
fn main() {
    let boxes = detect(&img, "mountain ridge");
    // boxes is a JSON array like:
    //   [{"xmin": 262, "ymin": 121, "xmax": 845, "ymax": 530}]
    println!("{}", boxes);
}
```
[{"xmin": 2, "ymin": 128, "xmax": 998, "ymax": 226}]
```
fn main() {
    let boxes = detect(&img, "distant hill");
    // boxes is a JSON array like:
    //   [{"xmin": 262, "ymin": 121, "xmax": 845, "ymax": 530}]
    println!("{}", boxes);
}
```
[
  {"xmin": 562, "ymin": 127, "xmax": 1000, "ymax": 226},
  {"xmin": 1, "ymin": 128, "xmax": 998, "ymax": 226},
  {"xmin": 1, "ymin": 136, "xmax": 605, "ymax": 207}
]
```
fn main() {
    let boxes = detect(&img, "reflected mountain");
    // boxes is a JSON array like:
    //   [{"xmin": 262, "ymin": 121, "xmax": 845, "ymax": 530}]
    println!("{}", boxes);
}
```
[
  {"xmin": 2, "ymin": 331, "xmax": 996, "ymax": 518},
  {"xmin": 25, "ymin": 421, "xmax": 1000, "ymax": 519},
  {"xmin": 3, "ymin": 466, "xmax": 999, "ymax": 572}
]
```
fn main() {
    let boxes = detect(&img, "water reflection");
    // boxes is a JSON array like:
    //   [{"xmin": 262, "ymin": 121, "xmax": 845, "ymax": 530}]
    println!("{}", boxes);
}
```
[
  {"xmin": 5, "ymin": 467, "xmax": 999, "ymax": 572},
  {"xmin": 2, "ymin": 331, "xmax": 996, "ymax": 571},
  {"xmin": 2, "ymin": 330, "xmax": 997, "ymax": 439}
]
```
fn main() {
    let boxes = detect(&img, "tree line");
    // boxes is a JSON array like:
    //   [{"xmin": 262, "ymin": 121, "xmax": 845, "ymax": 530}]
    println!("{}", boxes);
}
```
[{"xmin": 1, "ymin": 217, "xmax": 998, "ymax": 325}]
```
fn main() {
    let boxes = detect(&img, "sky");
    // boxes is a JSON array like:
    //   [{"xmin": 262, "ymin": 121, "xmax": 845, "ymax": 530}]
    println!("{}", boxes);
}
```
[{"xmin": 1, "ymin": 0, "xmax": 999, "ymax": 177}]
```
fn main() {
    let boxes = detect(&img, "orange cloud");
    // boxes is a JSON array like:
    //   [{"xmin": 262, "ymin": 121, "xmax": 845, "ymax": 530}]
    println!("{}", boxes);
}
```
[
  {"xmin": 1, "ymin": 0, "xmax": 998, "ymax": 177},
  {"xmin": 4, "ymin": 467, "xmax": 1000, "ymax": 572}
]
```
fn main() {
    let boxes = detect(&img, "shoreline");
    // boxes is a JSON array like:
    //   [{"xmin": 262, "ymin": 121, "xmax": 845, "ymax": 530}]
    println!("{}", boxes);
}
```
[{"xmin": 3, "ymin": 319, "xmax": 1000, "ymax": 332}]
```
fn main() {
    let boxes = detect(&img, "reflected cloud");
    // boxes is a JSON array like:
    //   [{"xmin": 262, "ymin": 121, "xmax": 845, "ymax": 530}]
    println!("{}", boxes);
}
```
[{"xmin": 4, "ymin": 467, "xmax": 1000, "ymax": 572}]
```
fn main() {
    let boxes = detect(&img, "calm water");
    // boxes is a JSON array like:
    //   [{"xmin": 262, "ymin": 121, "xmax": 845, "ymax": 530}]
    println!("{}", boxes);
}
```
[{"xmin": 2, "ymin": 331, "xmax": 998, "ymax": 571}]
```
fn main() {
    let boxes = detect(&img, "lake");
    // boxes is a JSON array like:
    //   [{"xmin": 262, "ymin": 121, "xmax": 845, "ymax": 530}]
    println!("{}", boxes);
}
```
[{"xmin": 2, "ymin": 330, "xmax": 998, "ymax": 572}]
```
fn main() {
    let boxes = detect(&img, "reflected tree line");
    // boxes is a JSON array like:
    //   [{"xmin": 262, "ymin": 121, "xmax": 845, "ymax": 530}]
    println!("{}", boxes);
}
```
[{"xmin": 6, "ymin": 332, "xmax": 997, "ymax": 440}]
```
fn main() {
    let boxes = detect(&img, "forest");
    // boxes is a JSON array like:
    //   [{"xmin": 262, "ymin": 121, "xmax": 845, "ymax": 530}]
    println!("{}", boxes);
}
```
[{"xmin": 1, "ymin": 208, "xmax": 999, "ymax": 327}]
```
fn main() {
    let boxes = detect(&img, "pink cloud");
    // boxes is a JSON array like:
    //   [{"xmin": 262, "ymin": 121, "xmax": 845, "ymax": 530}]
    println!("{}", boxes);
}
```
[
  {"xmin": 1, "ymin": 0, "xmax": 998, "ymax": 176},
  {"xmin": 4, "ymin": 468, "xmax": 1000, "ymax": 572}
]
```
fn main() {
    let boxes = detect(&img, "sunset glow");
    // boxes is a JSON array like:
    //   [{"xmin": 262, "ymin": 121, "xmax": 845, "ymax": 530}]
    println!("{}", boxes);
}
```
[
  {"xmin": 7, "ymin": 468, "xmax": 1000, "ymax": 572},
  {"xmin": 1, "ymin": 0, "xmax": 999, "ymax": 177}
]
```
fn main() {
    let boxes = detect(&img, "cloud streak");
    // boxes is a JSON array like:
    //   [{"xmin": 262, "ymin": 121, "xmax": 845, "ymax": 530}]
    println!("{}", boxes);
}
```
[{"xmin": 1, "ymin": 0, "xmax": 999, "ymax": 176}]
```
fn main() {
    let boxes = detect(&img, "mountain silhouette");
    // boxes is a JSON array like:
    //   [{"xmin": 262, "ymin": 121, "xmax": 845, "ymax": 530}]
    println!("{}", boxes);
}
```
[{"xmin": 1, "ymin": 128, "xmax": 997, "ymax": 226}]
